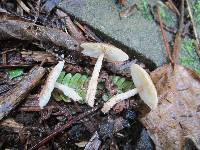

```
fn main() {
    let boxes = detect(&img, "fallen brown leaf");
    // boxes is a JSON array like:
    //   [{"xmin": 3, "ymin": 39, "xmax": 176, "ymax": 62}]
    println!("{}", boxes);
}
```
[{"xmin": 141, "ymin": 65, "xmax": 200, "ymax": 149}]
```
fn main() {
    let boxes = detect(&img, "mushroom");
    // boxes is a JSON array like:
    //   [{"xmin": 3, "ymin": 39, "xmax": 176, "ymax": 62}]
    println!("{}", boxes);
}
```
[
  {"xmin": 39, "ymin": 60, "xmax": 65, "ymax": 109},
  {"xmin": 81, "ymin": 42, "xmax": 129, "ymax": 107},
  {"xmin": 102, "ymin": 64, "xmax": 158, "ymax": 113}
]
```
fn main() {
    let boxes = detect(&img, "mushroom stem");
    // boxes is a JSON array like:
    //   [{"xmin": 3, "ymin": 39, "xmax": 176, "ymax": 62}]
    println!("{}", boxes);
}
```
[
  {"xmin": 101, "ymin": 88, "xmax": 139, "ymax": 113},
  {"xmin": 54, "ymin": 82, "xmax": 82, "ymax": 101},
  {"xmin": 86, "ymin": 53, "xmax": 105, "ymax": 107}
]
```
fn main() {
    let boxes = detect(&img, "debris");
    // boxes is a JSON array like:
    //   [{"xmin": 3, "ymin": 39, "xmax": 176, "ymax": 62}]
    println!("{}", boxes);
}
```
[
  {"xmin": 39, "ymin": 60, "xmax": 64, "ymax": 109},
  {"xmin": 30, "ymin": 106, "xmax": 100, "ymax": 150},
  {"xmin": 119, "ymin": 3, "xmax": 138, "ymax": 18},
  {"xmin": 54, "ymin": 82, "xmax": 82, "ymax": 101},
  {"xmin": 157, "ymin": 6, "xmax": 174, "ymax": 66},
  {"xmin": 84, "ymin": 131, "xmax": 101, "ymax": 150},
  {"xmin": 16, "ymin": 0, "xmax": 30, "ymax": 13},
  {"xmin": 74, "ymin": 21, "xmax": 102, "ymax": 42},
  {"xmin": 0, "ymin": 84, "xmax": 11, "ymax": 94},
  {"xmin": 81, "ymin": 42, "xmax": 129, "ymax": 107},
  {"xmin": 117, "ymin": 0, "xmax": 125, "ymax": 6},
  {"xmin": 102, "ymin": 64, "xmax": 158, "ymax": 113},
  {"xmin": 172, "ymin": 0, "xmax": 184, "ymax": 64},
  {"xmin": 0, "ymin": 14, "xmax": 79, "ymax": 50},
  {"xmin": 55, "ymin": 10, "xmax": 86, "ymax": 43},
  {"xmin": 0, "ymin": 118, "xmax": 24, "ymax": 133},
  {"xmin": 0, "ymin": 66, "xmax": 45, "ymax": 120},
  {"xmin": 165, "ymin": 0, "xmax": 180, "ymax": 16},
  {"xmin": 21, "ymin": 51, "xmax": 56, "ymax": 63},
  {"xmin": 75, "ymin": 141, "xmax": 88, "ymax": 148},
  {"xmin": 41, "ymin": 0, "xmax": 61, "ymax": 13}
]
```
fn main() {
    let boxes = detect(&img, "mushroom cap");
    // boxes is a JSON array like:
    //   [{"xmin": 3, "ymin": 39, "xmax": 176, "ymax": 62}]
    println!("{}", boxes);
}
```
[
  {"xmin": 80, "ymin": 42, "xmax": 129, "ymax": 62},
  {"xmin": 130, "ymin": 64, "xmax": 158, "ymax": 109}
]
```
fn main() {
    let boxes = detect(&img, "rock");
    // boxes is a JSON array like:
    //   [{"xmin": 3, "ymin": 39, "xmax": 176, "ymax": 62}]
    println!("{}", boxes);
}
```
[{"xmin": 58, "ymin": 0, "xmax": 167, "ymax": 68}]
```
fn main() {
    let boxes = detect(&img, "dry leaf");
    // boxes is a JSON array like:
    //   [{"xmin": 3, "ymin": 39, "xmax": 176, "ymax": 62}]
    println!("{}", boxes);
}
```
[{"xmin": 141, "ymin": 65, "xmax": 200, "ymax": 149}]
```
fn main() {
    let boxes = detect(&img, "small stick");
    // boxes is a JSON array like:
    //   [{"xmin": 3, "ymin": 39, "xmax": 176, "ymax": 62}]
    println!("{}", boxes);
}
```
[
  {"xmin": 0, "ymin": 64, "xmax": 34, "ymax": 69},
  {"xmin": 157, "ymin": 6, "xmax": 174, "ymax": 65},
  {"xmin": 165, "ymin": 0, "xmax": 180, "ymax": 16},
  {"xmin": 185, "ymin": 0, "xmax": 200, "ymax": 57},
  {"xmin": 172, "ymin": 0, "xmax": 184, "ymax": 64},
  {"xmin": 74, "ymin": 21, "xmax": 102, "ymax": 42},
  {"xmin": 0, "ymin": 66, "xmax": 45, "ymax": 120},
  {"xmin": 64, "ymin": 15, "xmax": 86, "ymax": 42},
  {"xmin": 16, "ymin": 0, "xmax": 30, "ymax": 13},
  {"xmin": 29, "ymin": 106, "xmax": 100, "ymax": 150}
]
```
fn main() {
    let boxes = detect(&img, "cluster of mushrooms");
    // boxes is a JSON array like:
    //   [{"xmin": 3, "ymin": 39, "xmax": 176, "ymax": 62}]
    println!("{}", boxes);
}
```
[{"xmin": 39, "ymin": 43, "xmax": 158, "ymax": 113}]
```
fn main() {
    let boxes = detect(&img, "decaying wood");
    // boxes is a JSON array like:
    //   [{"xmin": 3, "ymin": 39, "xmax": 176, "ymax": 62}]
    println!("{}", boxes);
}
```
[
  {"xmin": 0, "ymin": 66, "xmax": 45, "ymax": 120},
  {"xmin": 21, "ymin": 51, "xmax": 56, "ymax": 63},
  {"xmin": 0, "ymin": 14, "xmax": 79, "ymax": 50}
]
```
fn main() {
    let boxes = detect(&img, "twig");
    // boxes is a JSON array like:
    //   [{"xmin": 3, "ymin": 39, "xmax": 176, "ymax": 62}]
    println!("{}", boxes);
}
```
[
  {"xmin": 16, "ymin": 0, "xmax": 30, "ymax": 13},
  {"xmin": 29, "ymin": 106, "xmax": 100, "ymax": 150},
  {"xmin": 0, "ymin": 64, "xmax": 34, "ymax": 69},
  {"xmin": 172, "ymin": 0, "xmax": 184, "ymax": 64},
  {"xmin": 185, "ymin": 0, "xmax": 200, "ymax": 57},
  {"xmin": 0, "ymin": 66, "xmax": 45, "ymax": 120},
  {"xmin": 74, "ymin": 21, "xmax": 102, "ymax": 42},
  {"xmin": 165, "ymin": 0, "xmax": 180, "ymax": 16},
  {"xmin": 157, "ymin": 6, "xmax": 174, "ymax": 65}
]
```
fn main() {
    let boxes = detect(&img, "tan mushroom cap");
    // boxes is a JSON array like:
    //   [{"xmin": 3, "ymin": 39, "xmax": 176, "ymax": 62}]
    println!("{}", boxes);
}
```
[
  {"xmin": 81, "ymin": 42, "xmax": 129, "ymax": 62},
  {"xmin": 130, "ymin": 64, "xmax": 158, "ymax": 109}
]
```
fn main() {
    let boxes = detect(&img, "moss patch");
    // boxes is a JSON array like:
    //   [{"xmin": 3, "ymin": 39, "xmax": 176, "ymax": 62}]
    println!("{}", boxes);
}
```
[
  {"xmin": 179, "ymin": 38, "xmax": 200, "ymax": 75},
  {"xmin": 138, "ymin": 0, "xmax": 153, "ymax": 21}
]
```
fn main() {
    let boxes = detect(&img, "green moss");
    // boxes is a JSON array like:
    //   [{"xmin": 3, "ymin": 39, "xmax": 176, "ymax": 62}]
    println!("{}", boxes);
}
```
[
  {"xmin": 179, "ymin": 38, "xmax": 200, "ymax": 75},
  {"xmin": 138, "ymin": 0, "xmax": 153, "ymax": 21}
]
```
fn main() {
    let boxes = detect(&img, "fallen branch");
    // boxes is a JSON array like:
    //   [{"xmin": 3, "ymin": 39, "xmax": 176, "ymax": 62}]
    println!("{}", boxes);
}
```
[
  {"xmin": 0, "ymin": 66, "xmax": 45, "ymax": 120},
  {"xmin": 0, "ymin": 13, "xmax": 79, "ymax": 50}
]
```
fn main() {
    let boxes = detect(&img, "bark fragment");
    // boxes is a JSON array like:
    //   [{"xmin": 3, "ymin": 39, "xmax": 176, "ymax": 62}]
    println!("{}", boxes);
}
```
[{"xmin": 0, "ymin": 66, "xmax": 45, "ymax": 120}]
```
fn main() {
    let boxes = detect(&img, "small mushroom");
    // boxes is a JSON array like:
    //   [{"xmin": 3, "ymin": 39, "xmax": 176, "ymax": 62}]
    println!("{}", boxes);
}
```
[
  {"xmin": 81, "ymin": 42, "xmax": 129, "ymax": 107},
  {"xmin": 102, "ymin": 64, "xmax": 158, "ymax": 113},
  {"xmin": 39, "ymin": 60, "xmax": 64, "ymax": 109}
]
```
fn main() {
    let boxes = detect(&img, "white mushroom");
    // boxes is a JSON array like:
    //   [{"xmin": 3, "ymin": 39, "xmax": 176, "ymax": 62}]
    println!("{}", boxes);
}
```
[
  {"xmin": 81, "ymin": 43, "xmax": 129, "ymax": 107},
  {"xmin": 102, "ymin": 64, "xmax": 158, "ymax": 113},
  {"xmin": 54, "ymin": 82, "xmax": 82, "ymax": 101},
  {"xmin": 39, "ymin": 60, "xmax": 65, "ymax": 109}
]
